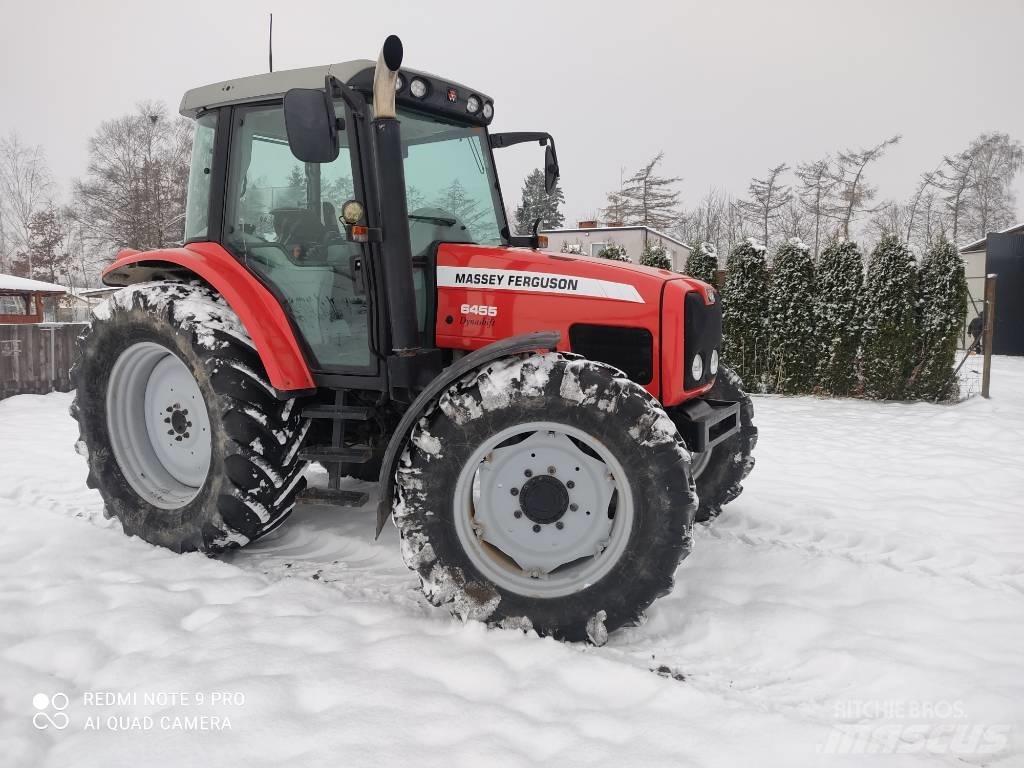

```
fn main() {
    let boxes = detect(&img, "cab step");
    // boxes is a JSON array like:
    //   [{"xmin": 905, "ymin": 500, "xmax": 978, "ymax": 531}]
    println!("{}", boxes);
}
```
[
  {"xmin": 301, "ymin": 405, "xmax": 373, "ymax": 421},
  {"xmin": 296, "ymin": 486, "xmax": 369, "ymax": 508},
  {"xmin": 299, "ymin": 445, "xmax": 374, "ymax": 464}
]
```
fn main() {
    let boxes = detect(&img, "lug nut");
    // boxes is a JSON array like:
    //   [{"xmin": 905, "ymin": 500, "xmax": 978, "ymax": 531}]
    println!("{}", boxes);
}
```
[
  {"xmin": 548, "ymin": 466, "xmax": 556, "ymax": 474},
  {"xmin": 556, "ymin": 521, "xmax": 564, "ymax": 530},
  {"xmin": 532, "ymin": 524, "xmax": 541, "ymax": 533},
  {"xmin": 510, "ymin": 488, "xmax": 519, "ymax": 496},
  {"xmin": 524, "ymin": 469, "xmax": 532, "ymax": 478},
  {"xmin": 514, "ymin": 511, "xmax": 522, "ymax": 519},
  {"xmin": 570, "ymin": 503, "xmax": 578, "ymax": 511},
  {"xmin": 567, "ymin": 481, "xmax": 575, "ymax": 489}
]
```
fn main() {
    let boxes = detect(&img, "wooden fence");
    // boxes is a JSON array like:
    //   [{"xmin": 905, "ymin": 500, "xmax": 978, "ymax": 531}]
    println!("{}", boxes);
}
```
[{"xmin": 0, "ymin": 323, "xmax": 87, "ymax": 400}]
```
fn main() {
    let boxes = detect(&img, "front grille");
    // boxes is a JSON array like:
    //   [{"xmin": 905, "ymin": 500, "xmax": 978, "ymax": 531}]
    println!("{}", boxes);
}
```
[{"xmin": 683, "ymin": 289, "xmax": 722, "ymax": 389}]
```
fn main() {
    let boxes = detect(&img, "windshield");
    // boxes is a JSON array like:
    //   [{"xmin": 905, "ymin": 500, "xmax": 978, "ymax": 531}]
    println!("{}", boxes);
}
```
[{"xmin": 397, "ymin": 107, "xmax": 505, "ymax": 257}]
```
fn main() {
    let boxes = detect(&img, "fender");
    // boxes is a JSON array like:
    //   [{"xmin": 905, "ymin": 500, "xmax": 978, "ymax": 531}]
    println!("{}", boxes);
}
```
[
  {"xmin": 103, "ymin": 243, "xmax": 316, "ymax": 393},
  {"xmin": 375, "ymin": 330, "xmax": 560, "ymax": 537}
]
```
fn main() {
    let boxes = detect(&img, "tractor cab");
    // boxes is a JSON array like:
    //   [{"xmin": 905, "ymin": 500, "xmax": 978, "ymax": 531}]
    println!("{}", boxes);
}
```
[{"xmin": 176, "ymin": 44, "xmax": 548, "ymax": 386}]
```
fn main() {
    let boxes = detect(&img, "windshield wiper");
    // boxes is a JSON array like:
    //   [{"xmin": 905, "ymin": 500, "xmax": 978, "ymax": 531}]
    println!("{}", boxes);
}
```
[{"xmin": 408, "ymin": 213, "xmax": 457, "ymax": 226}]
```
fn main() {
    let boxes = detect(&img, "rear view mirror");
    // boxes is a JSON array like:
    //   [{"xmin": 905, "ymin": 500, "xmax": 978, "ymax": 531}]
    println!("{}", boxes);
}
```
[
  {"xmin": 544, "ymin": 143, "xmax": 560, "ymax": 193},
  {"xmin": 283, "ymin": 88, "xmax": 339, "ymax": 163}
]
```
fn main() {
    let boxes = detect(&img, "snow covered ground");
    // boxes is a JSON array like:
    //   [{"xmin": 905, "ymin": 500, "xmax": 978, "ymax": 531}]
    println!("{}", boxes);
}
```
[{"xmin": 2, "ymin": 358, "xmax": 1023, "ymax": 768}]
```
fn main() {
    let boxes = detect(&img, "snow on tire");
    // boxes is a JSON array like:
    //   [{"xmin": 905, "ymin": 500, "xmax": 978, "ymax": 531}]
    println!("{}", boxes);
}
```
[
  {"xmin": 394, "ymin": 352, "xmax": 697, "ymax": 642},
  {"xmin": 684, "ymin": 363, "xmax": 757, "ymax": 522},
  {"xmin": 70, "ymin": 281, "xmax": 310, "ymax": 553}
]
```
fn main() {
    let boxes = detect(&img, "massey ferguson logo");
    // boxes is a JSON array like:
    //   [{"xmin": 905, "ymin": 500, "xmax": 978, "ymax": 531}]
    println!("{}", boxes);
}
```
[{"xmin": 438, "ymin": 267, "xmax": 644, "ymax": 304}]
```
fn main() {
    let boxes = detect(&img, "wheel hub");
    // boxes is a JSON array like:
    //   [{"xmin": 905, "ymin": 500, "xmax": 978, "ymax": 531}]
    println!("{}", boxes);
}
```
[
  {"xmin": 518, "ymin": 474, "xmax": 569, "ymax": 525},
  {"xmin": 168, "ymin": 407, "xmax": 191, "ymax": 438}
]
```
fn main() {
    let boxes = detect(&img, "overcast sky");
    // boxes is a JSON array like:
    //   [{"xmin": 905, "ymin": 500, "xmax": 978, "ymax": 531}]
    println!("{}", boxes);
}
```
[{"xmin": 2, "ymin": 0, "xmax": 1022, "ymax": 228}]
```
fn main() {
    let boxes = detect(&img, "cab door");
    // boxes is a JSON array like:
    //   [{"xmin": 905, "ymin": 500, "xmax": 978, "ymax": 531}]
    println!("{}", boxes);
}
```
[{"xmin": 222, "ymin": 101, "xmax": 376, "ymax": 374}]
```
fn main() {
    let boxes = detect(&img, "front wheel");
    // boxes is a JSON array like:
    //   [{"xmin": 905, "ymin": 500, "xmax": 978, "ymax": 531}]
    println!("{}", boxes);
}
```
[
  {"xmin": 394, "ymin": 353, "xmax": 697, "ymax": 642},
  {"xmin": 680, "ymin": 364, "xmax": 757, "ymax": 522}
]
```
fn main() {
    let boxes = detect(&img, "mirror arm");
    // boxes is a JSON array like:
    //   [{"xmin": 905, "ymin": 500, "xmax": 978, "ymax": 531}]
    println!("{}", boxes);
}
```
[
  {"xmin": 326, "ymin": 75, "xmax": 368, "ymax": 120},
  {"xmin": 489, "ymin": 131, "xmax": 552, "ymax": 149}
]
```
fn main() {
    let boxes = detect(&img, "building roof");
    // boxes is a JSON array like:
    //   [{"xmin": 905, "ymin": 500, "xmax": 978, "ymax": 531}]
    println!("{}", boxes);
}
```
[
  {"xmin": 0, "ymin": 274, "xmax": 67, "ymax": 295},
  {"xmin": 960, "ymin": 222, "xmax": 1024, "ymax": 254},
  {"xmin": 541, "ymin": 225, "xmax": 691, "ymax": 250}
]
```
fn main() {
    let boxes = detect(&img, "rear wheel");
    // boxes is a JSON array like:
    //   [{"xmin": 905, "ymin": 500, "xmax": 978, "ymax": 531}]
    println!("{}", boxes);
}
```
[
  {"xmin": 394, "ymin": 353, "xmax": 697, "ymax": 642},
  {"xmin": 70, "ymin": 281, "xmax": 310, "ymax": 553}
]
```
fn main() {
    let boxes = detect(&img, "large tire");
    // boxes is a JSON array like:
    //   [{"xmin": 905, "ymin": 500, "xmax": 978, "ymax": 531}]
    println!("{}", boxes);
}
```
[
  {"xmin": 394, "ymin": 352, "xmax": 697, "ymax": 642},
  {"xmin": 687, "ymin": 364, "xmax": 757, "ymax": 522},
  {"xmin": 70, "ymin": 281, "xmax": 310, "ymax": 553}
]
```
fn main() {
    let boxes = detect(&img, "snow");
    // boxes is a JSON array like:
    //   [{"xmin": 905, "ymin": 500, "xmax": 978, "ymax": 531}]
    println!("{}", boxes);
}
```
[
  {"xmin": 3, "ymin": 359, "xmax": 1024, "ymax": 766},
  {"xmin": 0, "ymin": 274, "xmax": 67, "ymax": 294}
]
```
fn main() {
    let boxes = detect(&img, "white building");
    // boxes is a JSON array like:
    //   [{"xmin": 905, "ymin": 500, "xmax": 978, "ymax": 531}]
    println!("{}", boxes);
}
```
[{"xmin": 541, "ymin": 222, "xmax": 691, "ymax": 271}]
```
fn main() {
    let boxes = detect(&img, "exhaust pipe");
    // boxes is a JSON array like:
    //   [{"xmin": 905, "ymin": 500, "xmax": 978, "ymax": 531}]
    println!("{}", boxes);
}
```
[
  {"xmin": 373, "ymin": 35, "xmax": 403, "ymax": 119},
  {"xmin": 371, "ymin": 35, "xmax": 420, "ymax": 359}
]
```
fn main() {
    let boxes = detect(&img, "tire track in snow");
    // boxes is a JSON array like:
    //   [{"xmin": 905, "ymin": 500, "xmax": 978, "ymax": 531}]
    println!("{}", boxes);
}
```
[{"xmin": 697, "ymin": 515, "xmax": 1024, "ymax": 596}]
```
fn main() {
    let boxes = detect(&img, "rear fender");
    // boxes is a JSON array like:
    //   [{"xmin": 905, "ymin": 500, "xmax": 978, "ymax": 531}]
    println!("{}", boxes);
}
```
[
  {"xmin": 375, "ymin": 330, "xmax": 561, "ymax": 537},
  {"xmin": 102, "ymin": 243, "xmax": 316, "ymax": 393}
]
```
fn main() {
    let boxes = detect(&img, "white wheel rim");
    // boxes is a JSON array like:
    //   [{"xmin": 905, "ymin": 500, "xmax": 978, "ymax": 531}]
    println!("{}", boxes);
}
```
[
  {"xmin": 106, "ymin": 342, "xmax": 212, "ymax": 509},
  {"xmin": 453, "ymin": 421, "xmax": 635, "ymax": 599}
]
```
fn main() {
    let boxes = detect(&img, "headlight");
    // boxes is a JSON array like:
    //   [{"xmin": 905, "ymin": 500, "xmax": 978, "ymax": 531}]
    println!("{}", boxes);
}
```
[
  {"xmin": 395, "ymin": 74, "xmax": 404, "ymax": 91},
  {"xmin": 410, "ymin": 78, "xmax": 428, "ymax": 98},
  {"xmin": 691, "ymin": 354, "xmax": 704, "ymax": 382},
  {"xmin": 482, "ymin": 102, "xmax": 494, "ymax": 120},
  {"xmin": 466, "ymin": 95, "xmax": 481, "ymax": 114},
  {"xmin": 709, "ymin": 349, "xmax": 719, "ymax": 376}
]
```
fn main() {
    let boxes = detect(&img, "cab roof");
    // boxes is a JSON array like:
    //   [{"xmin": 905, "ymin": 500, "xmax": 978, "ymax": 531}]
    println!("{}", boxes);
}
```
[{"xmin": 179, "ymin": 60, "xmax": 486, "ymax": 119}]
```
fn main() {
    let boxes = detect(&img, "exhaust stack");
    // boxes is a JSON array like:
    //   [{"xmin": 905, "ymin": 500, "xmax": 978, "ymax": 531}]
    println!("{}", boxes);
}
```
[
  {"xmin": 373, "ymin": 35, "xmax": 403, "ymax": 119},
  {"xmin": 370, "ymin": 35, "xmax": 420, "ymax": 361}
]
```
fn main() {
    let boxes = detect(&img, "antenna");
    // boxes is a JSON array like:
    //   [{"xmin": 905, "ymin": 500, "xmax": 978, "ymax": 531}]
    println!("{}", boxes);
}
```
[{"xmin": 268, "ymin": 13, "xmax": 273, "ymax": 73}]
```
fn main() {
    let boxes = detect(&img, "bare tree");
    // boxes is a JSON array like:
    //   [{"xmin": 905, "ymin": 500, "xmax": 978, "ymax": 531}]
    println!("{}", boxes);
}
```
[
  {"xmin": 964, "ymin": 132, "xmax": 1023, "ymax": 240},
  {"xmin": 0, "ymin": 133, "xmax": 54, "ymax": 276},
  {"xmin": 72, "ymin": 102, "xmax": 192, "ymax": 254},
  {"xmin": 830, "ymin": 135, "xmax": 901, "ymax": 238},
  {"xmin": 933, "ymin": 145, "xmax": 979, "ymax": 245},
  {"xmin": 736, "ymin": 163, "xmax": 791, "ymax": 248},
  {"xmin": 616, "ymin": 152, "xmax": 681, "ymax": 230},
  {"xmin": 865, "ymin": 200, "xmax": 908, "ymax": 245},
  {"xmin": 795, "ymin": 157, "xmax": 837, "ymax": 257},
  {"xmin": 777, "ymin": 198, "xmax": 813, "ymax": 243}
]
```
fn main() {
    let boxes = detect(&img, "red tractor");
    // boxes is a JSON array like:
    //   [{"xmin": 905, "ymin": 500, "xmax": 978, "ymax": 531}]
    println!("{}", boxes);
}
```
[{"xmin": 72, "ymin": 37, "xmax": 756, "ymax": 641}]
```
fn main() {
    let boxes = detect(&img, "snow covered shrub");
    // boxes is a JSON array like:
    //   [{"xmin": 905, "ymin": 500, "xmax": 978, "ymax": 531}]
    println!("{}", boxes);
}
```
[
  {"xmin": 560, "ymin": 241, "xmax": 585, "ymax": 255},
  {"xmin": 860, "ymin": 234, "xmax": 917, "ymax": 400},
  {"xmin": 597, "ymin": 243, "xmax": 630, "ymax": 262},
  {"xmin": 814, "ymin": 239, "xmax": 864, "ymax": 396},
  {"xmin": 685, "ymin": 242, "xmax": 719, "ymax": 284},
  {"xmin": 722, "ymin": 238, "xmax": 769, "ymax": 388},
  {"xmin": 765, "ymin": 238, "xmax": 816, "ymax": 394},
  {"xmin": 910, "ymin": 237, "xmax": 967, "ymax": 400},
  {"xmin": 640, "ymin": 241, "xmax": 672, "ymax": 270}
]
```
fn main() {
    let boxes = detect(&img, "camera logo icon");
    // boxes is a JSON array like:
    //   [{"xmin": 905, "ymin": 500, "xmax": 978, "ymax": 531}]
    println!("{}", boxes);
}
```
[{"xmin": 32, "ymin": 693, "xmax": 70, "ymax": 730}]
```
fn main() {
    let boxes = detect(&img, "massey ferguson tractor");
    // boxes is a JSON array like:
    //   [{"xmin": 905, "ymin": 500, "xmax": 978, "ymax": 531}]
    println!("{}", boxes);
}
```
[{"xmin": 71, "ymin": 36, "xmax": 756, "ymax": 641}]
